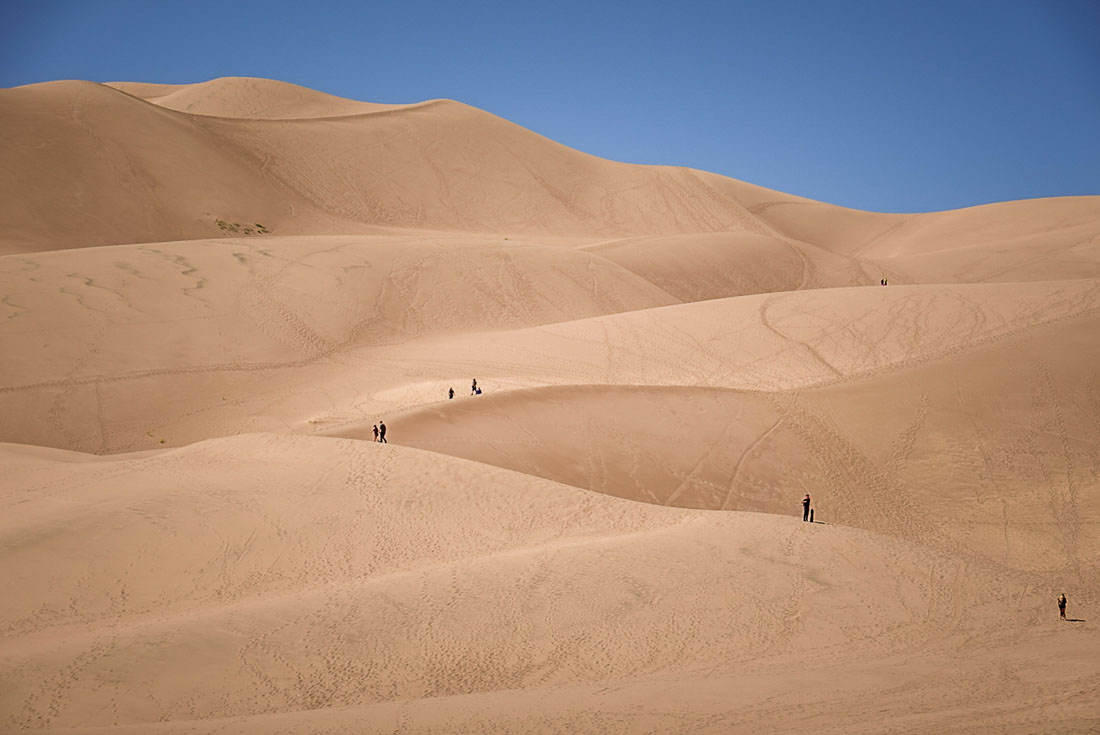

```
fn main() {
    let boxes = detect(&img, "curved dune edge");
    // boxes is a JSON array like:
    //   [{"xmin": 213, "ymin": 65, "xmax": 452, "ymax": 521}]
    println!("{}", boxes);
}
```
[
  {"xmin": 105, "ymin": 77, "xmax": 416, "ymax": 119},
  {"xmin": 6, "ymin": 77, "xmax": 1097, "ymax": 256},
  {"xmin": 1, "ymin": 235, "xmax": 1097, "ymax": 453},
  {"xmin": 2, "ymin": 76, "xmax": 1099, "ymax": 734},
  {"xmin": 3, "ymin": 434, "xmax": 1095, "ymax": 733},
  {"xmin": 332, "ymin": 305, "xmax": 1100, "ymax": 572}
]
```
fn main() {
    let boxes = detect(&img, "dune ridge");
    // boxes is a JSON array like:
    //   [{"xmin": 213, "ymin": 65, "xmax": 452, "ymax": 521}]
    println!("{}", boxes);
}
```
[{"xmin": 1, "ymin": 77, "xmax": 1098, "ymax": 733}]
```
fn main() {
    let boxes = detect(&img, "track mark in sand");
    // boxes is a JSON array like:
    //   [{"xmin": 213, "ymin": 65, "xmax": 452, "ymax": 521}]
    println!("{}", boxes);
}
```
[
  {"xmin": 94, "ymin": 379, "xmax": 110, "ymax": 454},
  {"xmin": 796, "ymin": 293, "xmax": 1100, "ymax": 393},
  {"xmin": 758, "ymin": 295, "xmax": 843, "ymax": 378},
  {"xmin": 1036, "ymin": 362, "xmax": 1084, "ymax": 578},
  {"xmin": 721, "ymin": 417, "xmax": 783, "ymax": 510},
  {"xmin": 769, "ymin": 391, "xmax": 964, "ymax": 556},
  {"xmin": 777, "ymin": 237, "xmax": 813, "ymax": 291},
  {"xmin": 851, "ymin": 215, "xmax": 917, "ymax": 257},
  {"xmin": 885, "ymin": 393, "xmax": 931, "ymax": 474}
]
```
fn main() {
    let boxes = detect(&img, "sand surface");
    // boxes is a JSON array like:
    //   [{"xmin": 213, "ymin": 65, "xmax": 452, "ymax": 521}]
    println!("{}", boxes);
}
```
[{"xmin": 1, "ymin": 77, "xmax": 1098, "ymax": 734}]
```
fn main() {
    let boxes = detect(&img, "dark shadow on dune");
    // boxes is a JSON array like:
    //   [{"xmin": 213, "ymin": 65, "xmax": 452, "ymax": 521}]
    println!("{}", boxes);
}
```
[{"xmin": 1064, "ymin": 618, "xmax": 1086, "ymax": 623}]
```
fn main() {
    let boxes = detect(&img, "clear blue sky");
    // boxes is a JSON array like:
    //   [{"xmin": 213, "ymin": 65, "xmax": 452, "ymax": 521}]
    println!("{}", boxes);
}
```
[{"xmin": 3, "ymin": 0, "xmax": 1097, "ymax": 213}]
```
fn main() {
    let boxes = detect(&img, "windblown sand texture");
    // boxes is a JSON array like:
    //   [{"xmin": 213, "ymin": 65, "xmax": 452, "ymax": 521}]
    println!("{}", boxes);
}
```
[{"xmin": 1, "ymin": 77, "xmax": 1098, "ymax": 734}]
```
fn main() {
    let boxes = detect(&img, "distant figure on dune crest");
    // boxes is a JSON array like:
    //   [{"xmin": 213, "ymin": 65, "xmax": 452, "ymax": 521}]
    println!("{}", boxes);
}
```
[
  {"xmin": 471, "ymin": 378, "xmax": 478, "ymax": 396},
  {"xmin": 1058, "ymin": 593, "xmax": 1067, "ymax": 620},
  {"xmin": 372, "ymin": 424, "xmax": 379, "ymax": 442},
  {"xmin": 379, "ymin": 421, "xmax": 387, "ymax": 443},
  {"xmin": 802, "ymin": 494, "xmax": 811, "ymax": 522},
  {"xmin": 476, "ymin": 386, "xmax": 482, "ymax": 395},
  {"xmin": 448, "ymin": 387, "xmax": 454, "ymax": 400},
  {"xmin": 880, "ymin": 278, "xmax": 889, "ymax": 286}
]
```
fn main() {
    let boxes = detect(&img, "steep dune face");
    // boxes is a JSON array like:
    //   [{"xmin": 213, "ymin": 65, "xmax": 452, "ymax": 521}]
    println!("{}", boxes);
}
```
[
  {"xmin": 1, "ymin": 78, "xmax": 793, "ymax": 253},
  {"xmin": 0, "ymin": 81, "xmax": 345, "ymax": 254},
  {"xmin": 2, "ymin": 77, "xmax": 1100, "ymax": 734}
]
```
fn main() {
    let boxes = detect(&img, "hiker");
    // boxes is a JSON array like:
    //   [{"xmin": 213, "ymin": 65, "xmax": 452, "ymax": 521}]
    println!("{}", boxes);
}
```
[
  {"xmin": 802, "ymin": 494, "xmax": 811, "ymax": 522},
  {"xmin": 372, "ymin": 424, "xmax": 379, "ymax": 442},
  {"xmin": 448, "ymin": 387, "xmax": 454, "ymax": 400},
  {"xmin": 471, "ymin": 378, "xmax": 478, "ymax": 396},
  {"xmin": 379, "ymin": 421, "xmax": 387, "ymax": 443},
  {"xmin": 1058, "ymin": 593, "xmax": 1067, "ymax": 620}
]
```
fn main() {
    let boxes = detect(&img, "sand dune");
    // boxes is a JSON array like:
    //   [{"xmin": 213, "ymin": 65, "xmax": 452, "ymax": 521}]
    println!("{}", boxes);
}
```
[
  {"xmin": 106, "ymin": 77, "xmax": 410, "ymax": 119},
  {"xmin": 2, "ymin": 77, "xmax": 1098, "ymax": 733},
  {"xmin": 362, "ymin": 309, "xmax": 1100, "ymax": 572},
  {"xmin": 3, "ymin": 436, "xmax": 1095, "ymax": 734}
]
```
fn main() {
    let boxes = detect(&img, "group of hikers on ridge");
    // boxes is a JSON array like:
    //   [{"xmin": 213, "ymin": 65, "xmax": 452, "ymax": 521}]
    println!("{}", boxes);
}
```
[
  {"xmin": 448, "ymin": 379, "xmax": 482, "ymax": 400},
  {"xmin": 371, "ymin": 421, "xmax": 386, "ymax": 443},
  {"xmin": 374, "ymin": 379, "xmax": 484, "ymax": 442}
]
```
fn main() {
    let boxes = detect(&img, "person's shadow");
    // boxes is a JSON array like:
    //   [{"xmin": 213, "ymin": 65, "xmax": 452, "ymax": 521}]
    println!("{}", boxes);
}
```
[{"xmin": 1064, "ymin": 618, "xmax": 1086, "ymax": 622}]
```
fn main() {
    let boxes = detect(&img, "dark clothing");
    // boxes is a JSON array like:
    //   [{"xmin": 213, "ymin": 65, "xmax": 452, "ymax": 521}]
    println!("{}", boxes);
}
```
[
  {"xmin": 802, "ymin": 497, "xmax": 811, "ymax": 522},
  {"xmin": 379, "ymin": 423, "xmax": 387, "ymax": 443},
  {"xmin": 448, "ymin": 388, "xmax": 454, "ymax": 399},
  {"xmin": 1059, "ymin": 596, "xmax": 1067, "ymax": 619}
]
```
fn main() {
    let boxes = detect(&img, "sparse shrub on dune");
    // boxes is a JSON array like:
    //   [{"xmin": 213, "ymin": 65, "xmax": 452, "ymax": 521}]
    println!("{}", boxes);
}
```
[{"xmin": 214, "ymin": 218, "xmax": 269, "ymax": 235}]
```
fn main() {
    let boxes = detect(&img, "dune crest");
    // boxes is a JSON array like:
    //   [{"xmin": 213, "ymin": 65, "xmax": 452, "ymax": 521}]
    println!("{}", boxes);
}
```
[
  {"xmin": 106, "ymin": 76, "xmax": 413, "ymax": 119},
  {"xmin": 1, "ymin": 77, "xmax": 1098, "ymax": 733}
]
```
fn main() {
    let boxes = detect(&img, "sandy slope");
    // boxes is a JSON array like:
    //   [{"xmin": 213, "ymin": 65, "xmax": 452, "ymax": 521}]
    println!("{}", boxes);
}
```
[
  {"xmin": 1, "ymin": 77, "xmax": 1099, "ymax": 733},
  {"xmin": 2, "ymin": 436, "xmax": 1096, "ymax": 734}
]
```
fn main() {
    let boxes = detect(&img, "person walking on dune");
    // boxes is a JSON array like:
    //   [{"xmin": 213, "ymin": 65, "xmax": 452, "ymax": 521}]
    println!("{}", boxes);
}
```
[
  {"xmin": 448, "ymin": 387, "xmax": 454, "ymax": 400},
  {"xmin": 372, "ymin": 424, "xmax": 379, "ymax": 442},
  {"xmin": 802, "ymin": 493, "xmax": 811, "ymax": 522},
  {"xmin": 1058, "ymin": 593, "xmax": 1067, "ymax": 620},
  {"xmin": 471, "ymin": 378, "xmax": 478, "ymax": 396},
  {"xmin": 379, "ymin": 421, "xmax": 387, "ymax": 443}
]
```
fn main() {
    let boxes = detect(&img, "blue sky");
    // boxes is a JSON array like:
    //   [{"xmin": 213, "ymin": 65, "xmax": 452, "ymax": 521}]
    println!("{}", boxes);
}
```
[{"xmin": 3, "ymin": 0, "xmax": 1098, "ymax": 213}]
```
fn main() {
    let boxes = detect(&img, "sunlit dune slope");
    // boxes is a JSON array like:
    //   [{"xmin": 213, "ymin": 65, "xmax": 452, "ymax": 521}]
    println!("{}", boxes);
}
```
[
  {"xmin": 0, "ymin": 232, "xmax": 682, "ymax": 452},
  {"xmin": 106, "ymin": 76, "xmax": 408, "ymax": 118},
  {"xmin": 3, "ymin": 434, "xmax": 1094, "ymax": 734},
  {"xmin": 2, "ymin": 77, "xmax": 794, "ymax": 253},
  {"xmin": 379, "ymin": 279, "xmax": 1100, "ymax": 393},
  {"xmin": 3, "ymin": 228, "xmax": 1096, "ymax": 454},
  {"xmin": 864, "ymin": 197, "xmax": 1100, "ymax": 284},
  {"xmin": 3, "ymin": 75, "xmax": 1100, "ymax": 735},
  {"xmin": 5, "ymin": 76, "xmax": 1097, "ymax": 272},
  {"xmin": 581, "ymin": 231, "xmax": 870, "ymax": 300},
  {"xmin": 361, "ymin": 308, "xmax": 1100, "ymax": 574},
  {"xmin": 0, "ymin": 81, "xmax": 346, "ymax": 254}
]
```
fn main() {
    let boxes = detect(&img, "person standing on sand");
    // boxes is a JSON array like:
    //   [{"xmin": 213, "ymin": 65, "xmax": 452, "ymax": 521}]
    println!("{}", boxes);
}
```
[
  {"xmin": 448, "ymin": 387, "xmax": 454, "ymax": 400},
  {"xmin": 471, "ymin": 378, "xmax": 478, "ymax": 396},
  {"xmin": 802, "ymin": 494, "xmax": 811, "ymax": 522},
  {"xmin": 1058, "ymin": 593, "xmax": 1067, "ymax": 620},
  {"xmin": 372, "ymin": 424, "xmax": 379, "ymax": 442},
  {"xmin": 379, "ymin": 421, "xmax": 387, "ymax": 443}
]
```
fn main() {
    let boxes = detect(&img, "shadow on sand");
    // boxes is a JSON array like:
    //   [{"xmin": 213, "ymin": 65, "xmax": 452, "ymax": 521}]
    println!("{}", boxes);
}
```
[{"xmin": 1064, "ymin": 618, "xmax": 1086, "ymax": 623}]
